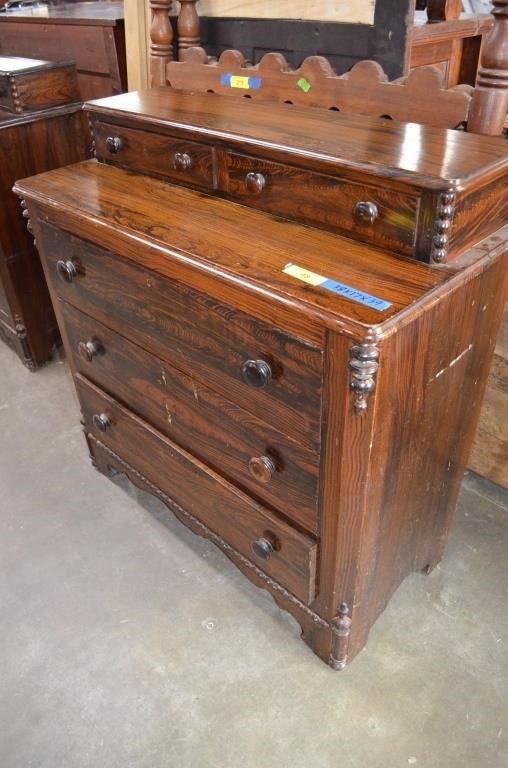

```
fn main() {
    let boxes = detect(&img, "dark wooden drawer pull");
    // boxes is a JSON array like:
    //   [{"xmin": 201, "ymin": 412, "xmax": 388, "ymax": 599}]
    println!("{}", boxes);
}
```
[
  {"xmin": 92, "ymin": 413, "xmax": 111, "ymax": 432},
  {"xmin": 77, "ymin": 339, "xmax": 103, "ymax": 362},
  {"xmin": 241, "ymin": 359, "xmax": 272, "ymax": 388},
  {"xmin": 245, "ymin": 171, "xmax": 267, "ymax": 194},
  {"xmin": 353, "ymin": 201, "xmax": 379, "ymax": 225},
  {"xmin": 172, "ymin": 152, "xmax": 193, "ymax": 172},
  {"xmin": 56, "ymin": 259, "xmax": 79, "ymax": 283},
  {"xmin": 250, "ymin": 537, "xmax": 274, "ymax": 560},
  {"xmin": 248, "ymin": 455, "xmax": 276, "ymax": 483},
  {"xmin": 106, "ymin": 136, "xmax": 123, "ymax": 154}
]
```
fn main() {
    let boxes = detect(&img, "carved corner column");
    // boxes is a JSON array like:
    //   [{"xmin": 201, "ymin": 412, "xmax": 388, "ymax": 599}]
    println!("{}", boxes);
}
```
[
  {"xmin": 469, "ymin": 0, "xmax": 508, "ymax": 135},
  {"xmin": 177, "ymin": 1, "xmax": 200, "ymax": 61},
  {"xmin": 149, "ymin": 0, "xmax": 174, "ymax": 87}
]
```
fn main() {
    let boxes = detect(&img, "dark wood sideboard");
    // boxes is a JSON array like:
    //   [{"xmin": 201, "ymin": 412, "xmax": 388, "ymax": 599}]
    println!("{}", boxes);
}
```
[
  {"xmin": 14, "ymin": 89, "xmax": 507, "ymax": 668},
  {"xmin": 0, "ymin": 2, "xmax": 127, "ymax": 100},
  {"xmin": 0, "ymin": 56, "xmax": 89, "ymax": 368}
]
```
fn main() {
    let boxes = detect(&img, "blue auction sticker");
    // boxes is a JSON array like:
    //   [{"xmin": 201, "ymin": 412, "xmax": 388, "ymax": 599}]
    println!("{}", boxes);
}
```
[{"xmin": 283, "ymin": 263, "xmax": 392, "ymax": 312}]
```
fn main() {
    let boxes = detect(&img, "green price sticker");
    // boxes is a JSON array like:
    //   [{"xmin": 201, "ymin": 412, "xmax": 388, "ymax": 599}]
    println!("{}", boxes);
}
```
[{"xmin": 297, "ymin": 78, "xmax": 311, "ymax": 93}]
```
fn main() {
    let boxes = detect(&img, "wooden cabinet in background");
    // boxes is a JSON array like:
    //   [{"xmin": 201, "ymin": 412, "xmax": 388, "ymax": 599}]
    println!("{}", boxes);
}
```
[
  {"xmin": 0, "ymin": 2, "xmax": 127, "ymax": 100},
  {"xmin": 0, "ymin": 56, "xmax": 89, "ymax": 368}
]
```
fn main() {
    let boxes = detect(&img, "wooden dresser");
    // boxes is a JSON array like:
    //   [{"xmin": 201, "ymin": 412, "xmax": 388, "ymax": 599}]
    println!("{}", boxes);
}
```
[
  {"xmin": 0, "ymin": 56, "xmax": 89, "ymax": 368},
  {"xmin": 15, "ymin": 91, "xmax": 507, "ymax": 668}
]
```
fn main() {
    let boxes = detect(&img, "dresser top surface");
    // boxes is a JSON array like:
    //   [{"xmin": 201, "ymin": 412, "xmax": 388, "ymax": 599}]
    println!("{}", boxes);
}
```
[
  {"xmin": 14, "ymin": 159, "xmax": 459, "ymax": 336},
  {"xmin": 87, "ymin": 89, "xmax": 508, "ymax": 191},
  {"xmin": 0, "ymin": 55, "xmax": 66, "ymax": 74}
]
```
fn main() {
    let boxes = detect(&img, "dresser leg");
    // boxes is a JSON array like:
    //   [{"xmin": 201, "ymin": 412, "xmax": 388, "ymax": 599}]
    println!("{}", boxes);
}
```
[{"xmin": 80, "ymin": 431, "xmax": 358, "ymax": 670}]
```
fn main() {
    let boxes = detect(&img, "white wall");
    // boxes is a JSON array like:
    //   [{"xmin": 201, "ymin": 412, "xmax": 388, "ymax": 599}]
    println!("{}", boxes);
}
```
[{"xmin": 174, "ymin": 1, "xmax": 376, "ymax": 24}]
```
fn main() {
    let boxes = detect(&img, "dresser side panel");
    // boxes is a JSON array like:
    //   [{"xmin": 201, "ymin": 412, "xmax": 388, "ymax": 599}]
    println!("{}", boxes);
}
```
[{"xmin": 349, "ymin": 247, "xmax": 508, "ymax": 655}]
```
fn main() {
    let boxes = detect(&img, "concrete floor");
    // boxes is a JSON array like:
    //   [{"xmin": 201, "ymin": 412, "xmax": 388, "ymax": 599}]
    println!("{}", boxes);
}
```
[{"xmin": 0, "ymin": 340, "xmax": 507, "ymax": 768}]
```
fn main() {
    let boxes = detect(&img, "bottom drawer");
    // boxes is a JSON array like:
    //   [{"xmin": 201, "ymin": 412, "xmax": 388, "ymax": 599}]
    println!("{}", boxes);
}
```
[{"xmin": 76, "ymin": 374, "xmax": 318, "ymax": 605}]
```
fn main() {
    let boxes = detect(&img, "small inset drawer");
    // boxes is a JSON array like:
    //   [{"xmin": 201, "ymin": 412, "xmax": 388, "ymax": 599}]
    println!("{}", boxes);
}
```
[
  {"xmin": 220, "ymin": 152, "xmax": 419, "ymax": 254},
  {"xmin": 41, "ymin": 223, "xmax": 323, "ymax": 451},
  {"xmin": 77, "ymin": 374, "xmax": 318, "ymax": 605},
  {"xmin": 62, "ymin": 301, "xmax": 320, "ymax": 533},
  {"xmin": 94, "ymin": 120, "xmax": 214, "ymax": 189}
]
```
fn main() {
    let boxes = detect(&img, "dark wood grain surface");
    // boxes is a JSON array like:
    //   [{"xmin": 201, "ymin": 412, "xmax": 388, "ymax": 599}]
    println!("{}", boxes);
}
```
[
  {"xmin": 87, "ymin": 89, "xmax": 508, "ymax": 188},
  {"xmin": 14, "ymin": 161, "xmax": 448, "ymax": 336},
  {"xmin": 76, "ymin": 373, "xmax": 318, "ymax": 606},
  {"xmin": 61, "ymin": 299, "xmax": 321, "ymax": 534},
  {"xmin": 15, "ymin": 92, "xmax": 508, "ymax": 668},
  {"xmin": 0, "ymin": 101, "xmax": 89, "ymax": 367}
]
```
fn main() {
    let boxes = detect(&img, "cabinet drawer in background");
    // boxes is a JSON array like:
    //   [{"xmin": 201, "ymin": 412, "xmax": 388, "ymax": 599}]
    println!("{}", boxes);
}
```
[
  {"xmin": 40, "ymin": 223, "xmax": 323, "ymax": 451},
  {"xmin": 94, "ymin": 120, "xmax": 215, "ymax": 189},
  {"xmin": 62, "ymin": 301, "xmax": 320, "ymax": 534},
  {"xmin": 220, "ymin": 151, "xmax": 419, "ymax": 254},
  {"xmin": 77, "ymin": 374, "xmax": 318, "ymax": 605}
]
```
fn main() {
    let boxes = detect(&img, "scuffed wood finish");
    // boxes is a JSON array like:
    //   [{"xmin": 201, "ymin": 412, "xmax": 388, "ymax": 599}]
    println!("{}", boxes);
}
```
[
  {"xmin": 0, "ymin": 68, "xmax": 89, "ymax": 368},
  {"xmin": 86, "ymin": 89, "xmax": 508, "ymax": 263},
  {"xmin": 15, "ymin": 145, "xmax": 508, "ymax": 666},
  {"xmin": 0, "ymin": 57, "xmax": 79, "ymax": 114},
  {"xmin": 76, "ymin": 373, "xmax": 318, "ymax": 606}
]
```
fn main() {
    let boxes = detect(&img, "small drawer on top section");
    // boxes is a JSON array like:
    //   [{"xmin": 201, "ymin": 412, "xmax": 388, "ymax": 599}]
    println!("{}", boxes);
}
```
[
  {"xmin": 221, "ymin": 152, "xmax": 419, "ymax": 254},
  {"xmin": 93, "ymin": 121, "xmax": 215, "ymax": 189}
]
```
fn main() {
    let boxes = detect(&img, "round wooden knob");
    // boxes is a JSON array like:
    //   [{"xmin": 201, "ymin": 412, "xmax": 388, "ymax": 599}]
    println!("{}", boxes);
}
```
[
  {"xmin": 173, "ymin": 152, "xmax": 193, "ymax": 172},
  {"xmin": 241, "ymin": 359, "xmax": 272, "ymax": 388},
  {"xmin": 250, "ymin": 537, "xmax": 274, "ymax": 560},
  {"xmin": 353, "ymin": 201, "xmax": 379, "ymax": 225},
  {"xmin": 56, "ymin": 259, "xmax": 78, "ymax": 283},
  {"xmin": 248, "ymin": 455, "xmax": 276, "ymax": 484},
  {"xmin": 77, "ymin": 339, "xmax": 103, "ymax": 362},
  {"xmin": 92, "ymin": 413, "xmax": 111, "ymax": 432},
  {"xmin": 245, "ymin": 172, "xmax": 267, "ymax": 194},
  {"xmin": 106, "ymin": 136, "xmax": 123, "ymax": 154}
]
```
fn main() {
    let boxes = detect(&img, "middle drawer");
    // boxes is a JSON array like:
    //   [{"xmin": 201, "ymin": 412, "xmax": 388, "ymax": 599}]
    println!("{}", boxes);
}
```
[{"xmin": 61, "ymin": 300, "xmax": 320, "ymax": 534}]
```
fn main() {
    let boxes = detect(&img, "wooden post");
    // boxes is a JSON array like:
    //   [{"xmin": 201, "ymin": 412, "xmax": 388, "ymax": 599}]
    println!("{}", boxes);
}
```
[
  {"xmin": 149, "ymin": 0, "xmax": 173, "ymax": 87},
  {"xmin": 427, "ymin": 0, "xmax": 462, "ymax": 22},
  {"xmin": 469, "ymin": 0, "xmax": 508, "ymax": 135},
  {"xmin": 177, "ymin": 1, "xmax": 200, "ymax": 61}
]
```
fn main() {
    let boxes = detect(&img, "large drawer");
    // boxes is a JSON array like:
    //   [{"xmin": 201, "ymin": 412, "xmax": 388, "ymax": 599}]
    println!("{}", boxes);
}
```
[
  {"xmin": 220, "ymin": 151, "xmax": 419, "ymax": 254},
  {"xmin": 76, "ymin": 374, "xmax": 318, "ymax": 605},
  {"xmin": 41, "ymin": 223, "xmax": 323, "ymax": 451},
  {"xmin": 94, "ymin": 120, "xmax": 215, "ymax": 190},
  {"xmin": 62, "ymin": 300, "xmax": 320, "ymax": 534}
]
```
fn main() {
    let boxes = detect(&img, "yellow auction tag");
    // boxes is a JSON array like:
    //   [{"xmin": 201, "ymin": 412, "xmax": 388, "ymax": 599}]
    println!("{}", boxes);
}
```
[
  {"xmin": 230, "ymin": 75, "xmax": 251, "ymax": 89},
  {"xmin": 283, "ymin": 263, "xmax": 327, "ymax": 286}
]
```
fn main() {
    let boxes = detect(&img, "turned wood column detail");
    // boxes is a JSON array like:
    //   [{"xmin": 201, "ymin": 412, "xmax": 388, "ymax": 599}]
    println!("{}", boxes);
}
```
[
  {"xmin": 469, "ymin": 0, "xmax": 508, "ymax": 135},
  {"xmin": 150, "ymin": 0, "xmax": 174, "ymax": 87},
  {"xmin": 426, "ymin": 0, "xmax": 462, "ymax": 22},
  {"xmin": 177, "ymin": 1, "xmax": 200, "ymax": 61}
]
